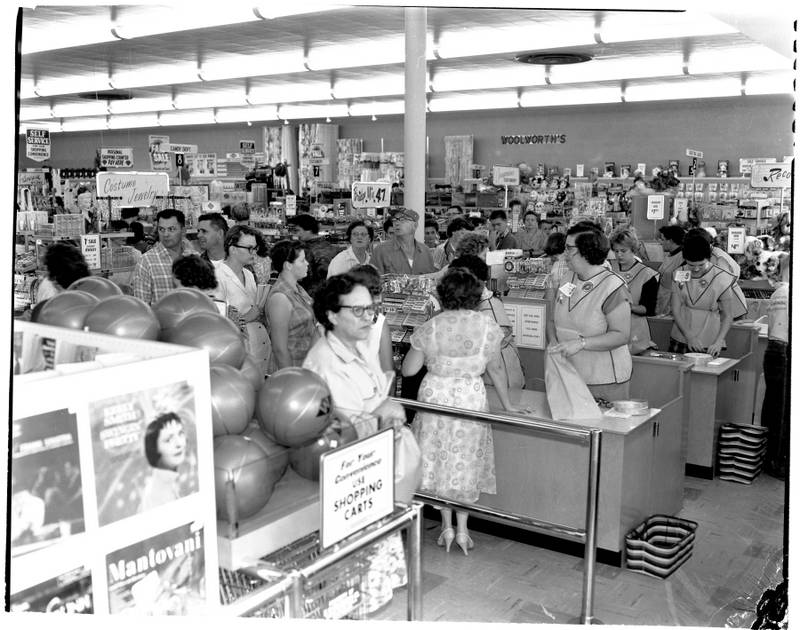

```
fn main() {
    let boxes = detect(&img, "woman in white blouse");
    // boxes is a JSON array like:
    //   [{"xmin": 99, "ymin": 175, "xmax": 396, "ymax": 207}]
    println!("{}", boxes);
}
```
[{"xmin": 326, "ymin": 220, "xmax": 373, "ymax": 277}]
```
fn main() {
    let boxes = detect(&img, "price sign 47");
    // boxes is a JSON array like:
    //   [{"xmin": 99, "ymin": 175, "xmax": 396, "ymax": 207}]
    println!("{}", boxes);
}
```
[{"xmin": 351, "ymin": 182, "xmax": 392, "ymax": 208}]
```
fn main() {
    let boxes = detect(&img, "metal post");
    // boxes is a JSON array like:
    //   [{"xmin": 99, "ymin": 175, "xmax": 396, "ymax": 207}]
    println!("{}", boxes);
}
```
[
  {"xmin": 288, "ymin": 569, "xmax": 304, "ymax": 618},
  {"xmin": 580, "ymin": 429, "xmax": 602, "ymax": 624},
  {"xmin": 406, "ymin": 502, "xmax": 423, "ymax": 621}
]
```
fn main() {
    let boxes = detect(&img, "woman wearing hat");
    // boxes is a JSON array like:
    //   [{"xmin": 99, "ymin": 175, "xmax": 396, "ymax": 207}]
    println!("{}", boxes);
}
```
[{"xmin": 371, "ymin": 208, "xmax": 437, "ymax": 275}]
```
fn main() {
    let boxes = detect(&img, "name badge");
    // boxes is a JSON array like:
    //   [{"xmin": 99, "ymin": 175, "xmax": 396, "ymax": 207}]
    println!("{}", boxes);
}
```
[
  {"xmin": 560, "ymin": 282, "xmax": 577, "ymax": 297},
  {"xmin": 674, "ymin": 270, "xmax": 691, "ymax": 283}
]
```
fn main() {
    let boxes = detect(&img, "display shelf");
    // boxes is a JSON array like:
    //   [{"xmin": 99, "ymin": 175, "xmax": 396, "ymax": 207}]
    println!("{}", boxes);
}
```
[{"xmin": 217, "ymin": 467, "xmax": 319, "ymax": 571}]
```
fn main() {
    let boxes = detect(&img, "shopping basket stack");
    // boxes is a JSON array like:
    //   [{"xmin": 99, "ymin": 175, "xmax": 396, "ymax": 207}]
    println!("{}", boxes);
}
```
[{"xmin": 717, "ymin": 423, "xmax": 768, "ymax": 484}]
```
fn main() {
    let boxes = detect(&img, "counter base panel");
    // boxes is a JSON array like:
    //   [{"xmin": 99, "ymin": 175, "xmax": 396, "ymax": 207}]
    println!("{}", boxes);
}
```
[{"xmin": 685, "ymin": 463, "xmax": 715, "ymax": 480}]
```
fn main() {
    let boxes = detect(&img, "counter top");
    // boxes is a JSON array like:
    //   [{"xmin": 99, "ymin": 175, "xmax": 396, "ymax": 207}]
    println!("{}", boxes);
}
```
[
  {"xmin": 690, "ymin": 356, "xmax": 740, "ymax": 375},
  {"xmin": 484, "ymin": 387, "xmax": 660, "ymax": 437}
]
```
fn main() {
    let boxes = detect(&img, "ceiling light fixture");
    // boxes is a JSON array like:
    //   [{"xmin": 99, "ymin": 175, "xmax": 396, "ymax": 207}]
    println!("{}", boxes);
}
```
[
  {"xmin": 332, "ymin": 74, "xmax": 406, "ymax": 100},
  {"xmin": 108, "ymin": 96, "xmax": 175, "ymax": 115},
  {"xmin": 743, "ymin": 72, "xmax": 795, "ymax": 95},
  {"xmin": 371, "ymin": 114, "xmax": 377, "ymax": 121},
  {"xmin": 428, "ymin": 91, "xmax": 518, "ymax": 113},
  {"xmin": 687, "ymin": 46, "xmax": 790, "ymax": 75},
  {"xmin": 519, "ymin": 86, "xmax": 621, "ymax": 108},
  {"xmin": 107, "ymin": 113, "xmax": 160, "ymax": 129},
  {"xmin": 625, "ymin": 77, "xmax": 742, "ymax": 102},
  {"xmin": 305, "ymin": 36, "xmax": 407, "ymax": 71},
  {"xmin": 597, "ymin": 12, "xmax": 737, "ymax": 44},
  {"xmin": 60, "ymin": 116, "xmax": 109, "ymax": 133},
  {"xmin": 248, "ymin": 82, "xmax": 332, "ymax": 106},
  {"xmin": 431, "ymin": 66, "xmax": 547, "ymax": 93},
  {"xmin": 215, "ymin": 105, "xmax": 278, "ymax": 124},
  {"xmin": 157, "ymin": 110, "xmax": 217, "ymax": 127},
  {"xmin": 52, "ymin": 101, "xmax": 109, "ymax": 118},
  {"xmin": 547, "ymin": 54, "xmax": 682, "ymax": 84},
  {"xmin": 199, "ymin": 51, "xmax": 308, "ymax": 82},
  {"xmin": 348, "ymin": 100, "xmax": 404, "ymax": 117}
]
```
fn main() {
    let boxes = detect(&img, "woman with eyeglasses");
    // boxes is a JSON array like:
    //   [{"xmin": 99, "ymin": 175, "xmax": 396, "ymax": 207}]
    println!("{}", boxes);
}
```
[
  {"xmin": 266, "ymin": 239, "xmax": 319, "ymax": 372},
  {"xmin": 216, "ymin": 225, "xmax": 271, "ymax": 375},
  {"xmin": 302, "ymin": 273, "xmax": 408, "ymax": 614}
]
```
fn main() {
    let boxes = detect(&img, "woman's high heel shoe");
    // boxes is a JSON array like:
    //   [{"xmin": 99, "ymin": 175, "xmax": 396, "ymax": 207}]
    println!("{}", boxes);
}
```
[
  {"xmin": 455, "ymin": 532, "xmax": 474, "ymax": 556},
  {"xmin": 437, "ymin": 527, "xmax": 455, "ymax": 553}
]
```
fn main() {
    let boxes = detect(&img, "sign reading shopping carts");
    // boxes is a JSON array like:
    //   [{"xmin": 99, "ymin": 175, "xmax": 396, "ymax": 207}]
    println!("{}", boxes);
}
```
[{"xmin": 351, "ymin": 181, "xmax": 392, "ymax": 208}]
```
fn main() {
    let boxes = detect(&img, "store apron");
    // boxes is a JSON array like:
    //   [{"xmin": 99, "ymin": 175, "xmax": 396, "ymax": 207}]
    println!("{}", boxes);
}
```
[
  {"xmin": 553, "ymin": 271, "xmax": 632, "ymax": 386},
  {"xmin": 617, "ymin": 262, "xmax": 658, "ymax": 355},
  {"xmin": 669, "ymin": 265, "xmax": 737, "ymax": 347}
]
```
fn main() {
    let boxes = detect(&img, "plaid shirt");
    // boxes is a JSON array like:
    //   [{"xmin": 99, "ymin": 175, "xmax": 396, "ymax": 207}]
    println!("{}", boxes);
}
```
[{"xmin": 133, "ymin": 240, "xmax": 196, "ymax": 305}]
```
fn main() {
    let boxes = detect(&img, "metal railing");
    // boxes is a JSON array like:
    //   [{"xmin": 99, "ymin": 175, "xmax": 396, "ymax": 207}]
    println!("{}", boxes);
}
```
[
  {"xmin": 391, "ymin": 396, "xmax": 602, "ymax": 625},
  {"xmin": 220, "ymin": 501, "xmax": 423, "ymax": 620}
]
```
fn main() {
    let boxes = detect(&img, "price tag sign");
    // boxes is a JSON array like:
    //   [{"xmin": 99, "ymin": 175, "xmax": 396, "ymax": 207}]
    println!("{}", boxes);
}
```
[
  {"xmin": 492, "ymin": 165, "xmax": 520, "ymax": 186},
  {"xmin": 727, "ymin": 227, "xmax": 747, "ymax": 254},
  {"xmin": 646, "ymin": 195, "xmax": 665, "ymax": 220},
  {"xmin": 685, "ymin": 148, "xmax": 704, "ymax": 159},
  {"xmin": 285, "ymin": 194, "xmax": 297, "ymax": 216},
  {"xmin": 351, "ymin": 182, "xmax": 391, "ymax": 208},
  {"xmin": 636, "ymin": 163, "xmax": 646, "ymax": 175},
  {"xmin": 80, "ymin": 234, "xmax": 101, "ymax": 270},
  {"xmin": 320, "ymin": 428, "xmax": 394, "ymax": 549},
  {"xmin": 576, "ymin": 164, "xmax": 585, "ymax": 177}
]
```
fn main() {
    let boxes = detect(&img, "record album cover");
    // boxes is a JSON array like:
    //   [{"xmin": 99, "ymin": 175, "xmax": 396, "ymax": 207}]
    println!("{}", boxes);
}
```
[
  {"xmin": 89, "ymin": 381, "xmax": 199, "ymax": 526},
  {"xmin": 10, "ymin": 566, "xmax": 93, "ymax": 613}
]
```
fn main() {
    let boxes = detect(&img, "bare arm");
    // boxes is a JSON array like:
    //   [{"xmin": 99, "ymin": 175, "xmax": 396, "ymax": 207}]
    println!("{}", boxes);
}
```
[
  {"xmin": 266, "ymin": 293, "xmax": 293, "ymax": 369},
  {"xmin": 401, "ymin": 346, "xmax": 425, "ymax": 377},
  {"xmin": 378, "ymin": 318, "xmax": 394, "ymax": 373},
  {"xmin": 707, "ymin": 298, "xmax": 733, "ymax": 358}
]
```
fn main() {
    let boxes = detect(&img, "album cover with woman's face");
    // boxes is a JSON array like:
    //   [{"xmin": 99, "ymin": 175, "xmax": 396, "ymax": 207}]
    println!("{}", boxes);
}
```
[{"xmin": 88, "ymin": 380, "xmax": 199, "ymax": 526}]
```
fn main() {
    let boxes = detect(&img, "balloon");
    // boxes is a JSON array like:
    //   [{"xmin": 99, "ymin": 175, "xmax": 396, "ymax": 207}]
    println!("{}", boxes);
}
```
[
  {"xmin": 161, "ymin": 311, "xmax": 246, "ymax": 368},
  {"xmin": 214, "ymin": 434, "xmax": 281, "ymax": 521},
  {"xmin": 238, "ymin": 355, "xmax": 264, "ymax": 392},
  {"xmin": 288, "ymin": 419, "xmax": 359, "ymax": 481},
  {"xmin": 210, "ymin": 364, "xmax": 256, "ymax": 437},
  {"xmin": 32, "ymin": 290, "xmax": 101, "ymax": 329},
  {"xmin": 256, "ymin": 367, "xmax": 333, "ymax": 447},
  {"xmin": 67, "ymin": 276, "xmax": 123, "ymax": 300},
  {"xmin": 84, "ymin": 295, "xmax": 160, "ymax": 340},
  {"xmin": 243, "ymin": 420, "xmax": 289, "ymax": 478},
  {"xmin": 152, "ymin": 288, "xmax": 218, "ymax": 333}
]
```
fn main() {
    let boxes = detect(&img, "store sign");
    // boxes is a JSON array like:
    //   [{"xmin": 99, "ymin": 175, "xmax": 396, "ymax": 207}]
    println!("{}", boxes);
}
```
[
  {"xmin": 17, "ymin": 171, "xmax": 47, "ymax": 187},
  {"xmin": 239, "ymin": 140, "xmax": 256, "ymax": 155},
  {"xmin": 100, "ymin": 147, "xmax": 134, "ymax": 169},
  {"xmin": 351, "ymin": 182, "xmax": 391, "ymax": 208},
  {"xmin": 80, "ymin": 234, "xmax": 101, "ymax": 270},
  {"xmin": 500, "ymin": 133, "xmax": 566, "ymax": 145},
  {"xmin": 186, "ymin": 153, "xmax": 217, "ymax": 177},
  {"xmin": 320, "ymin": 429, "xmax": 394, "ymax": 549},
  {"xmin": 685, "ymin": 148, "xmax": 704, "ymax": 159},
  {"xmin": 25, "ymin": 127, "xmax": 51, "ymax": 162},
  {"xmin": 674, "ymin": 197, "xmax": 689, "ymax": 222},
  {"xmin": 727, "ymin": 227, "xmax": 747, "ymax": 254},
  {"xmin": 750, "ymin": 163, "xmax": 791, "ymax": 189},
  {"xmin": 148, "ymin": 135, "xmax": 171, "ymax": 171},
  {"xmin": 646, "ymin": 195, "xmax": 665, "ymax": 220},
  {"xmin": 96, "ymin": 171, "xmax": 169, "ymax": 207},
  {"xmin": 163, "ymin": 143, "xmax": 199, "ymax": 155},
  {"xmin": 739, "ymin": 157, "xmax": 775, "ymax": 175},
  {"xmin": 309, "ymin": 142, "xmax": 329, "ymax": 166},
  {"xmin": 285, "ymin": 194, "xmax": 297, "ymax": 216},
  {"xmin": 492, "ymin": 165, "xmax": 520, "ymax": 186}
]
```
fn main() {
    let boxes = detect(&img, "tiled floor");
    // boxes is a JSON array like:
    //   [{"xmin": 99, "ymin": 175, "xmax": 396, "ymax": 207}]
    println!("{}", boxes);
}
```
[{"xmin": 371, "ymin": 473, "xmax": 787, "ymax": 625}]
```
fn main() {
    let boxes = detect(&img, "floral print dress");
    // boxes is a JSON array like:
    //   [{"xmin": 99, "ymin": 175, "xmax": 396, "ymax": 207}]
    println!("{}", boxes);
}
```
[{"xmin": 411, "ymin": 310, "xmax": 502, "ymax": 503}]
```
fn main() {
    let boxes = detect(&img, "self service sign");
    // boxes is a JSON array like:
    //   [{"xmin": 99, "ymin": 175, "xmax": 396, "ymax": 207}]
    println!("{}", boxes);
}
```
[
  {"xmin": 320, "ymin": 428, "xmax": 394, "ymax": 548},
  {"xmin": 26, "ymin": 128, "xmax": 51, "ymax": 162}
]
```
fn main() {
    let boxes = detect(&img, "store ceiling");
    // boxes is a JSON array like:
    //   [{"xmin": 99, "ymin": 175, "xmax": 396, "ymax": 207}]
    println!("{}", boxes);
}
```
[{"xmin": 17, "ymin": 4, "xmax": 795, "ymax": 133}]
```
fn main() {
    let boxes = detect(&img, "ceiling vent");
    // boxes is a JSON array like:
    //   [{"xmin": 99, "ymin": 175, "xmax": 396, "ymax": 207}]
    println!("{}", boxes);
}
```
[
  {"xmin": 515, "ymin": 52, "xmax": 593, "ymax": 65},
  {"xmin": 78, "ymin": 89, "xmax": 133, "ymax": 101}
]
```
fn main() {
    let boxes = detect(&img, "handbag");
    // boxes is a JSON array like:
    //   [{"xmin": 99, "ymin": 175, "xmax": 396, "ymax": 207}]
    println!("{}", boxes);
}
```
[
  {"xmin": 544, "ymin": 348, "xmax": 603, "ymax": 421},
  {"xmin": 394, "ymin": 425, "xmax": 422, "ymax": 504}
]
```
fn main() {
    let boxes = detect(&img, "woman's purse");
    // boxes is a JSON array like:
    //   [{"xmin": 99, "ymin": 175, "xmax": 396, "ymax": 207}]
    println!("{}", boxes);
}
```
[{"xmin": 394, "ymin": 425, "xmax": 422, "ymax": 504}]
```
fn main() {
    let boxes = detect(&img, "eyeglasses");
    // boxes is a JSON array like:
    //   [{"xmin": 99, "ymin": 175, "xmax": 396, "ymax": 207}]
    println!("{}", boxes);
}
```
[
  {"xmin": 339, "ymin": 304, "xmax": 381, "ymax": 318},
  {"xmin": 232, "ymin": 244, "xmax": 257, "ymax": 253}
]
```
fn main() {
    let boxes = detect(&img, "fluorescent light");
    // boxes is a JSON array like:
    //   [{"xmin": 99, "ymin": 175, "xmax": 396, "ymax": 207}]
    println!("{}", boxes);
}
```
[
  {"xmin": 109, "ymin": 96, "xmax": 175, "ymax": 115},
  {"xmin": 35, "ymin": 74, "xmax": 111, "ymax": 98},
  {"xmin": 520, "ymin": 87, "xmax": 621, "ymax": 108},
  {"xmin": 19, "ymin": 105, "xmax": 53, "ymax": 121},
  {"xmin": 435, "ymin": 23, "xmax": 595, "ymax": 59},
  {"xmin": 549, "ymin": 55, "xmax": 683, "ymax": 84},
  {"xmin": 626, "ymin": 78, "xmax": 742, "ymax": 102},
  {"xmin": 279, "ymin": 103, "xmax": 349, "ymax": 120},
  {"xmin": 333, "ymin": 75, "xmax": 405, "ymax": 100},
  {"xmin": 598, "ymin": 12, "xmax": 737, "ymax": 43},
  {"xmin": 21, "ymin": 13, "xmax": 114, "ymax": 54},
  {"xmin": 60, "ymin": 117, "xmax": 108, "ymax": 132},
  {"xmin": 432, "ymin": 66, "xmax": 546, "ymax": 93},
  {"xmin": 20, "ymin": 78, "xmax": 37, "ymax": 100},
  {"xmin": 306, "ymin": 36, "xmax": 406, "ymax": 71},
  {"xmin": 428, "ymin": 91, "xmax": 518, "ymax": 113},
  {"xmin": 248, "ymin": 82, "xmax": 332, "ymax": 105},
  {"xmin": 52, "ymin": 101, "xmax": 109, "ymax": 118},
  {"xmin": 20, "ymin": 121, "xmax": 61, "ymax": 135},
  {"xmin": 108, "ymin": 113, "xmax": 160, "ymax": 129},
  {"xmin": 158, "ymin": 110, "xmax": 217, "ymax": 127},
  {"xmin": 215, "ymin": 105, "xmax": 279, "ymax": 123},
  {"xmin": 254, "ymin": 4, "xmax": 341, "ymax": 19},
  {"xmin": 111, "ymin": 6, "xmax": 258, "ymax": 40},
  {"xmin": 111, "ymin": 63, "xmax": 200, "ymax": 90},
  {"xmin": 688, "ymin": 46, "xmax": 790, "ymax": 75},
  {"xmin": 348, "ymin": 100, "xmax": 405, "ymax": 117},
  {"xmin": 199, "ymin": 51, "xmax": 307, "ymax": 82},
  {"xmin": 744, "ymin": 73, "xmax": 795, "ymax": 95},
  {"xmin": 174, "ymin": 91, "xmax": 247, "ymax": 110}
]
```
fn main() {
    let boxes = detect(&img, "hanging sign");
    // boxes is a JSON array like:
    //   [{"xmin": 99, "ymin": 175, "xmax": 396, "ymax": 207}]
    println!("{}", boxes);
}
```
[
  {"xmin": 25, "ymin": 127, "xmax": 51, "ymax": 162},
  {"xmin": 750, "ymin": 163, "xmax": 791, "ymax": 189},
  {"xmin": 17, "ymin": 171, "xmax": 47, "ymax": 187},
  {"xmin": 148, "ymin": 135, "xmax": 171, "ymax": 171},
  {"xmin": 320, "ymin": 429, "xmax": 394, "ymax": 549},
  {"xmin": 351, "ymin": 182, "xmax": 391, "ymax": 208},
  {"xmin": 727, "ymin": 227, "xmax": 747, "ymax": 254},
  {"xmin": 646, "ymin": 195, "xmax": 665, "ymax": 220},
  {"xmin": 163, "ymin": 143, "xmax": 199, "ymax": 155},
  {"xmin": 99, "ymin": 147, "xmax": 134, "ymax": 169},
  {"xmin": 186, "ymin": 153, "xmax": 217, "ymax": 177},
  {"xmin": 309, "ymin": 143, "xmax": 329, "ymax": 166},
  {"xmin": 685, "ymin": 148, "xmax": 704, "ymax": 159},
  {"xmin": 739, "ymin": 157, "xmax": 776, "ymax": 175},
  {"xmin": 96, "ymin": 172, "xmax": 169, "ymax": 207},
  {"xmin": 492, "ymin": 165, "xmax": 520, "ymax": 186},
  {"xmin": 80, "ymin": 234, "xmax": 101, "ymax": 270},
  {"xmin": 285, "ymin": 194, "xmax": 297, "ymax": 216},
  {"xmin": 674, "ymin": 197, "xmax": 689, "ymax": 223},
  {"xmin": 239, "ymin": 140, "xmax": 256, "ymax": 155}
]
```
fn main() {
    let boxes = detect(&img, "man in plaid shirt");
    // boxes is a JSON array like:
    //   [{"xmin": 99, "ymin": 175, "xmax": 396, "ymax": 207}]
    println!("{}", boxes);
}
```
[{"xmin": 133, "ymin": 209, "xmax": 196, "ymax": 305}]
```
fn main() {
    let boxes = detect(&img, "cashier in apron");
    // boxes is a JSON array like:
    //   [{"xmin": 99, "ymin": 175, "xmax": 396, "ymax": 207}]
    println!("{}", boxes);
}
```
[
  {"xmin": 655, "ymin": 225, "xmax": 686, "ymax": 315},
  {"xmin": 667, "ymin": 233, "xmax": 740, "ymax": 358},
  {"xmin": 549, "ymin": 226, "xmax": 633, "ymax": 402}
]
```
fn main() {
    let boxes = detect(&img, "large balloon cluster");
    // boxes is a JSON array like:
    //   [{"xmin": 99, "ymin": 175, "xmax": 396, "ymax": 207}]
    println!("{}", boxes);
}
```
[{"xmin": 33, "ymin": 281, "xmax": 356, "ymax": 526}]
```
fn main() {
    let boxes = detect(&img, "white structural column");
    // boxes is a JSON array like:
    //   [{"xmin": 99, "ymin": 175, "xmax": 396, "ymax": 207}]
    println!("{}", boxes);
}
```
[{"xmin": 404, "ymin": 7, "xmax": 427, "ymax": 242}]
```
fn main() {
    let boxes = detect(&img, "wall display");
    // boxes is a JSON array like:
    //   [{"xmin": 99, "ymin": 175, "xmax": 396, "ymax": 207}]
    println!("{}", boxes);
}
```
[
  {"xmin": 26, "ymin": 127, "xmax": 51, "ymax": 162},
  {"xmin": 444, "ymin": 135, "xmax": 473, "ymax": 188},
  {"xmin": 10, "ymin": 565, "xmax": 93, "ymax": 613},
  {"xmin": 336, "ymin": 138, "xmax": 363, "ymax": 188},
  {"xmin": 299, "ymin": 123, "xmax": 338, "ymax": 190},
  {"xmin": 157, "ymin": 185, "xmax": 210, "ymax": 226},
  {"xmin": 264, "ymin": 126, "xmax": 283, "ymax": 166}
]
